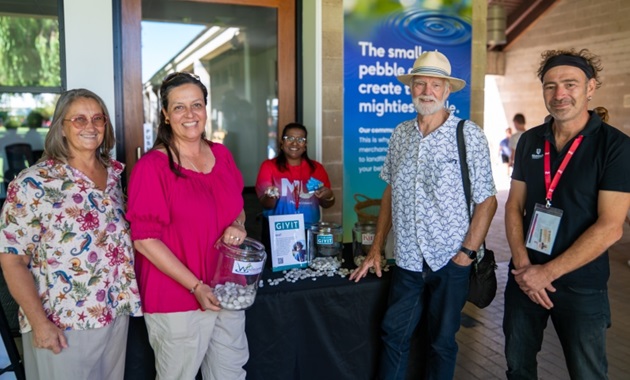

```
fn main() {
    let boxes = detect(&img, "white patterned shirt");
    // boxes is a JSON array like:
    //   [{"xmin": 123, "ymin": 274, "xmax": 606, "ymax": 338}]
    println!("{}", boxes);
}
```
[
  {"xmin": 0, "ymin": 159, "xmax": 142, "ymax": 332},
  {"xmin": 381, "ymin": 113, "xmax": 496, "ymax": 272}
]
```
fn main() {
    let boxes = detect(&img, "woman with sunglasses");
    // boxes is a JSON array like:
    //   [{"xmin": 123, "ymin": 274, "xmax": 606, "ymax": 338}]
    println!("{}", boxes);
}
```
[
  {"xmin": 255, "ymin": 123, "xmax": 335, "ymax": 256},
  {"xmin": 126, "ymin": 72, "xmax": 247, "ymax": 379},
  {"xmin": 0, "ymin": 89, "xmax": 141, "ymax": 379}
]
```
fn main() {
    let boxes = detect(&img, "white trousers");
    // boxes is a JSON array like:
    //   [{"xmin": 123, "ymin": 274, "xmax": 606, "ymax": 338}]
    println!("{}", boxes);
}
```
[
  {"xmin": 22, "ymin": 315, "xmax": 129, "ymax": 380},
  {"xmin": 145, "ymin": 309, "xmax": 248, "ymax": 380}
]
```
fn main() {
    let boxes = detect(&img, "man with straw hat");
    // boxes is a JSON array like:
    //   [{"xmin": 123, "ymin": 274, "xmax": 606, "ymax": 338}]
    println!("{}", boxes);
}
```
[{"xmin": 351, "ymin": 51, "xmax": 497, "ymax": 379}]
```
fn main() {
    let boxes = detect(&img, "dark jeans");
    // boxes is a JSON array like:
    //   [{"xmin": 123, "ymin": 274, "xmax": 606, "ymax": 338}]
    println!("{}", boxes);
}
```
[
  {"xmin": 379, "ymin": 260, "xmax": 470, "ymax": 380},
  {"xmin": 503, "ymin": 276, "xmax": 611, "ymax": 380},
  {"xmin": 124, "ymin": 317, "xmax": 156, "ymax": 380}
]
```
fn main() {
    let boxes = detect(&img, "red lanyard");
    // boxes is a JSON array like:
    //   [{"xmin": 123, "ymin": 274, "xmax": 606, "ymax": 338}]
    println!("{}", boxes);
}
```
[
  {"xmin": 543, "ymin": 135, "xmax": 583, "ymax": 207},
  {"xmin": 290, "ymin": 163, "xmax": 303, "ymax": 210},
  {"xmin": 293, "ymin": 183, "xmax": 301, "ymax": 210}
]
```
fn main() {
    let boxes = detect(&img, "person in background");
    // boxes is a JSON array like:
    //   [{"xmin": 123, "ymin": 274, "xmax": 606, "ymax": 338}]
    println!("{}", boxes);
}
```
[
  {"xmin": 509, "ymin": 113, "xmax": 526, "ymax": 166},
  {"xmin": 593, "ymin": 105, "xmax": 609, "ymax": 123},
  {"xmin": 255, "ymin": 122, "xmax": 335, "ymax": 254},
  {"xmin": 126, "ymin": 72, "xmax": 248, "ymax": 379},
  {"xmin": 350, "ymin": 51, "xmax": 497, "ymax": 379},
  {"xmin": 499, "ymin": 127, "xmax": 513, "ymax": 175},
  {"xmin": 504, "ymin": 48, "xmax": 630, "ymax": 379},
  {"xmin": 0, "ymin": 88, "xmax": 141, "ymax": 379}
]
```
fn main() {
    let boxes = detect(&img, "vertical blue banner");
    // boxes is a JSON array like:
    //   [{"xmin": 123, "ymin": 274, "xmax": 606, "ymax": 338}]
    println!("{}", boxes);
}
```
[{"xmin": 343, "ymin": 0, "xmax": 473, "ymax": 241}]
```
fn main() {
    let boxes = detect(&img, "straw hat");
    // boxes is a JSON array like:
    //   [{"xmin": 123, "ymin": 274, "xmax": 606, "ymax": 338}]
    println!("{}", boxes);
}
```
[{"xmin": 396, "ymin": 51, "xmax": 466, "ymax": 92}]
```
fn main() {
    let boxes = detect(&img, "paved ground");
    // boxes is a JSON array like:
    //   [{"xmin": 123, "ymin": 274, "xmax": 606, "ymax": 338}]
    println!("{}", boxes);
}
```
[{"xmin": 455, "ymin": 176, "xmax": 630, "ymax": 379}]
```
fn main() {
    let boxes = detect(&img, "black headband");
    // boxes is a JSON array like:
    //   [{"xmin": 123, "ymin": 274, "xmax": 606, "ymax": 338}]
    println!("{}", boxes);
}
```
[{"xmin": 540, "ymin": 55, "xmax": 594, "ymax": 81}]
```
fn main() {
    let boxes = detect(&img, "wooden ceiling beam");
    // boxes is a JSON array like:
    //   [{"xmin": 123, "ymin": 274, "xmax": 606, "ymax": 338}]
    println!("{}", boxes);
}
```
[{"xmin": 504, "ymin": 0, "xmax": 558, "ymax": 48}]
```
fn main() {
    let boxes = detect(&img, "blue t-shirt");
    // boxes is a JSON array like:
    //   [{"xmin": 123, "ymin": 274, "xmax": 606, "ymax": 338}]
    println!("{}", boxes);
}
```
[{"xmin": 500, "ymin": 137, "xmax": 511, "ymax": 157}]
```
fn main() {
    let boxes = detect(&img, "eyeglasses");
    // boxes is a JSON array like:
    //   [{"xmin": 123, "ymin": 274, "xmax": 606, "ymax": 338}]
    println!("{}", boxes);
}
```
[
  {"xmin": 63, "ymin": 114, "xmax": 107, "ymax": 129},
  {"xmin": 283, "ymin": 136, "xmax": 307, "ymax": 145},
  {"xmin": 163, "ymin": 71, "xmax": 201, "ymax": 84}
]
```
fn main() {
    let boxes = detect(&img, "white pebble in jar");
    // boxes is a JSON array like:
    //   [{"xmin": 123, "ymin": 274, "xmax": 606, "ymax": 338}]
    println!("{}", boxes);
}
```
[{"xmin": 213, "ymin": 282, "xmax": 258, "ymax": 310}]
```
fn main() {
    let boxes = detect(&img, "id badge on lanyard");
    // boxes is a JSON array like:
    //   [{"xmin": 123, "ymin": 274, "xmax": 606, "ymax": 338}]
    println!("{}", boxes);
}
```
[
  {"xmin": 525, "ymin": 136, "xmax": 583, "ymax": 255},
  {"xmin": 525, "ymin": 204, "xmax": 562, "ymax": 255}
]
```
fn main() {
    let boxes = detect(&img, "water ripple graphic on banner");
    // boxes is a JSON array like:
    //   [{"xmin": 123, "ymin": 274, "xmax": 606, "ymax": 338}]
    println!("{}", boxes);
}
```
[{"xmin": 385, "ymin": 10, "xmax": 471, "ymax": 47}]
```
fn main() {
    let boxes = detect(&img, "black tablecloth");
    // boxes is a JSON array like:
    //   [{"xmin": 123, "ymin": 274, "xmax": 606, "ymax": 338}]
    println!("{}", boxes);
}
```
[
  {"xmin": 243, "ymin": 245, "xmax": 428, "ymax": 380},
  {"xmin": 244, "ymin": 266, "xmax": 391, "ymax": 380},
  {"xmin": 124, "ymin": 246, "xmax": 427, "ymax": 380}
]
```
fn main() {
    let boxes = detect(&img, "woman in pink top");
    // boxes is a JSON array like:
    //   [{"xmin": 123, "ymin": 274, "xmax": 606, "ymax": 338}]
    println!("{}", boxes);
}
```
[{"xmin": 126, "ymin": 72, "xmax": 248, "ymax": 379}]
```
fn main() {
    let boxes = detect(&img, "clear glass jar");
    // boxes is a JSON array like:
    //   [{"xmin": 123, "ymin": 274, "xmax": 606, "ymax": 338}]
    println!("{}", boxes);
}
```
[
  {"xmin": 352, "ymin": 222, "xmax": 376, "ymax": 267},
  {"xmin": 211, "ymin": 237, "xmax": 267, "ymax": 310},
  {"xmin": 307, "ymin": 222, "xmax": 343, "ymax": 270}
]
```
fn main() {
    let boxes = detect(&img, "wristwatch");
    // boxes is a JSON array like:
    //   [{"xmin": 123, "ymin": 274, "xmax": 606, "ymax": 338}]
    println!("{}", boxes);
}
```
[{"xmin": 459, "ymin": 246, "xmax": 477, "ymax": 260}]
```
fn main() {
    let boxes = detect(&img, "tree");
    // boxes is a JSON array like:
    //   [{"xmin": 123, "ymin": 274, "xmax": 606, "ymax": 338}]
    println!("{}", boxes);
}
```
[{"xmin": 0, "ymin": 15, "xmax": 61, "ymax": 87}]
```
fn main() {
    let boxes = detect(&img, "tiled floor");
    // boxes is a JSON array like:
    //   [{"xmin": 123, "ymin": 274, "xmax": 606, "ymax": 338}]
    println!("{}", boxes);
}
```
[{"xmin": 454, "ymin": 188, "xmax": 630, "ymax": 380}]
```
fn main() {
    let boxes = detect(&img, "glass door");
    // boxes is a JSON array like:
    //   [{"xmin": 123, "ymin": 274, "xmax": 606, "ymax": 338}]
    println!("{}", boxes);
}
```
[{"xmin": 119, "ymin": 0, "xmax": 296, "ymax": 186}]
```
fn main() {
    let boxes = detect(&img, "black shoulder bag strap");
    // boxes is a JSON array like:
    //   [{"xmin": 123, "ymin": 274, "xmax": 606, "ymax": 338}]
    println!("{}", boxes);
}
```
[
  {"xmin": 457, "ymin": 119, "xmax": 490, "ymax": 267},
  {"xmin": 457, "ymin": 121, "xmax": 498, "ymax": 308},
  {"xmin": 457, "ymin": 119, "xmax": 480, "ymax": 270},
  {"xmin": 456, "ymin": 119, "xmax": 471, "ymax": 214}
]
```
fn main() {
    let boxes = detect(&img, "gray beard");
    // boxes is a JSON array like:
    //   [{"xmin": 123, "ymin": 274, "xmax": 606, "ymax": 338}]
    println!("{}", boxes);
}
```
[{"xmin": 413, "ymin": 97, "xmax": 445, "ymax": 116}]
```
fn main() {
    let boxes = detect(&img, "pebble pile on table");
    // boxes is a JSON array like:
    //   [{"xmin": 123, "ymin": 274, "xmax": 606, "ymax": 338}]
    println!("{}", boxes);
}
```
[
  {"xmin": 214, "ymin": 282, "xmax": 257, "ymax": 310},
  {"xmin": 260, "ymin": 256, "xmax": 390, "ymax": 287}
]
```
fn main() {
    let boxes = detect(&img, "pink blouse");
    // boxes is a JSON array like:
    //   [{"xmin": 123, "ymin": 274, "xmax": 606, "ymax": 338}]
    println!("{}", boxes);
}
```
[{"xmin": 126, "ymin": 142, "xmax": 244, "ymax": 313}]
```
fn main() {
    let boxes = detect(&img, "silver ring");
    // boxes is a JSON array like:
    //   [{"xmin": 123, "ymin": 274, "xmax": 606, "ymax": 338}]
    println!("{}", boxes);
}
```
[{"xmin": 230, "ymin": 235, "xmax": 236, "ymax": 239}]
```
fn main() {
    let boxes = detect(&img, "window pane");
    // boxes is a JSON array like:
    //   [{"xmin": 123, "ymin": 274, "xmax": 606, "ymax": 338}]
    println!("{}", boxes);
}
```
[
  {"xmin": 0, "ymin": 15, "xmax": 61, "ymax": 87},
  {"xmin": 141, "ymin": 1, "xmax": 278, "ymax": 186},
  {"xmin": 0, "ymin": 93, "xmax": 58, "ymax": 197},
  {"xmin": 0, "ymin": 2, "xmax": 62, "ymax": 198}
]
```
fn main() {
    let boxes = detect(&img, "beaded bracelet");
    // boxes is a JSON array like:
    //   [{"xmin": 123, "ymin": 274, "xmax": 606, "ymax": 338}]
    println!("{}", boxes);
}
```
[{"xmin": 190, "ymin": 280, "xmax": 203, "ymax": 294}]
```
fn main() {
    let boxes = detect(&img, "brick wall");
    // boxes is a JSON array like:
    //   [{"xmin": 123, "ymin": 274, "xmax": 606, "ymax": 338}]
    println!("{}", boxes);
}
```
[
  {"xmin": 498, "ymin": 0, "xmax": 630, "ymax": 135},
  {"xmin": 321, "ymin": 0, "xmax": 343, "ymax": 224}
]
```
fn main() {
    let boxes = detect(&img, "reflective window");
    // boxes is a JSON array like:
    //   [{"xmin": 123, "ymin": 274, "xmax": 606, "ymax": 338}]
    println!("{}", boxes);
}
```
[
  {"xmin": 0, "ymin": 0, "xmax": 63, "ymax": 197},
  {"xmin": 141, "ymin": 0, "xmax": 278, "ymax": 186},
  {"xmin": 0, "ymin": 14, "xmax": 61, "ymax": 88}
]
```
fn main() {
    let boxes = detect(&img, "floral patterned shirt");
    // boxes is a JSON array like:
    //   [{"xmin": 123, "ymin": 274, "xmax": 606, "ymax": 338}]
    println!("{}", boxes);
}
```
[
  {"xmin": 0, "ymin": 158, "xmax": 142, "ymax": 333},
  {"xmin": 381, "ymin": 113, "xmax": 496, "ymax": 272}
]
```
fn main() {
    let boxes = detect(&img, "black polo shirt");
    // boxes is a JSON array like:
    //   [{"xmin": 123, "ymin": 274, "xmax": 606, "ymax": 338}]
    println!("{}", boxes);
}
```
[{"xmin": 511, "ymin": 112, "xmax": 630, "ymax": 289}]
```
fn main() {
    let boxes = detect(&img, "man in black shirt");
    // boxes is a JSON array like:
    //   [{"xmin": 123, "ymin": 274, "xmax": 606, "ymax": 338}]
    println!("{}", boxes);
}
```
[{"xmin": 504, "ymin": 49, "xmax": 630, "ymax": 379}]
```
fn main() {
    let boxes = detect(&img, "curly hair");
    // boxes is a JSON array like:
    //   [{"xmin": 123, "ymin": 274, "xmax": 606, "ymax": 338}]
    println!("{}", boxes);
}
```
[{"xmin": 537, "ymin": 48, "xmax": 603, "ymax": 88}]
